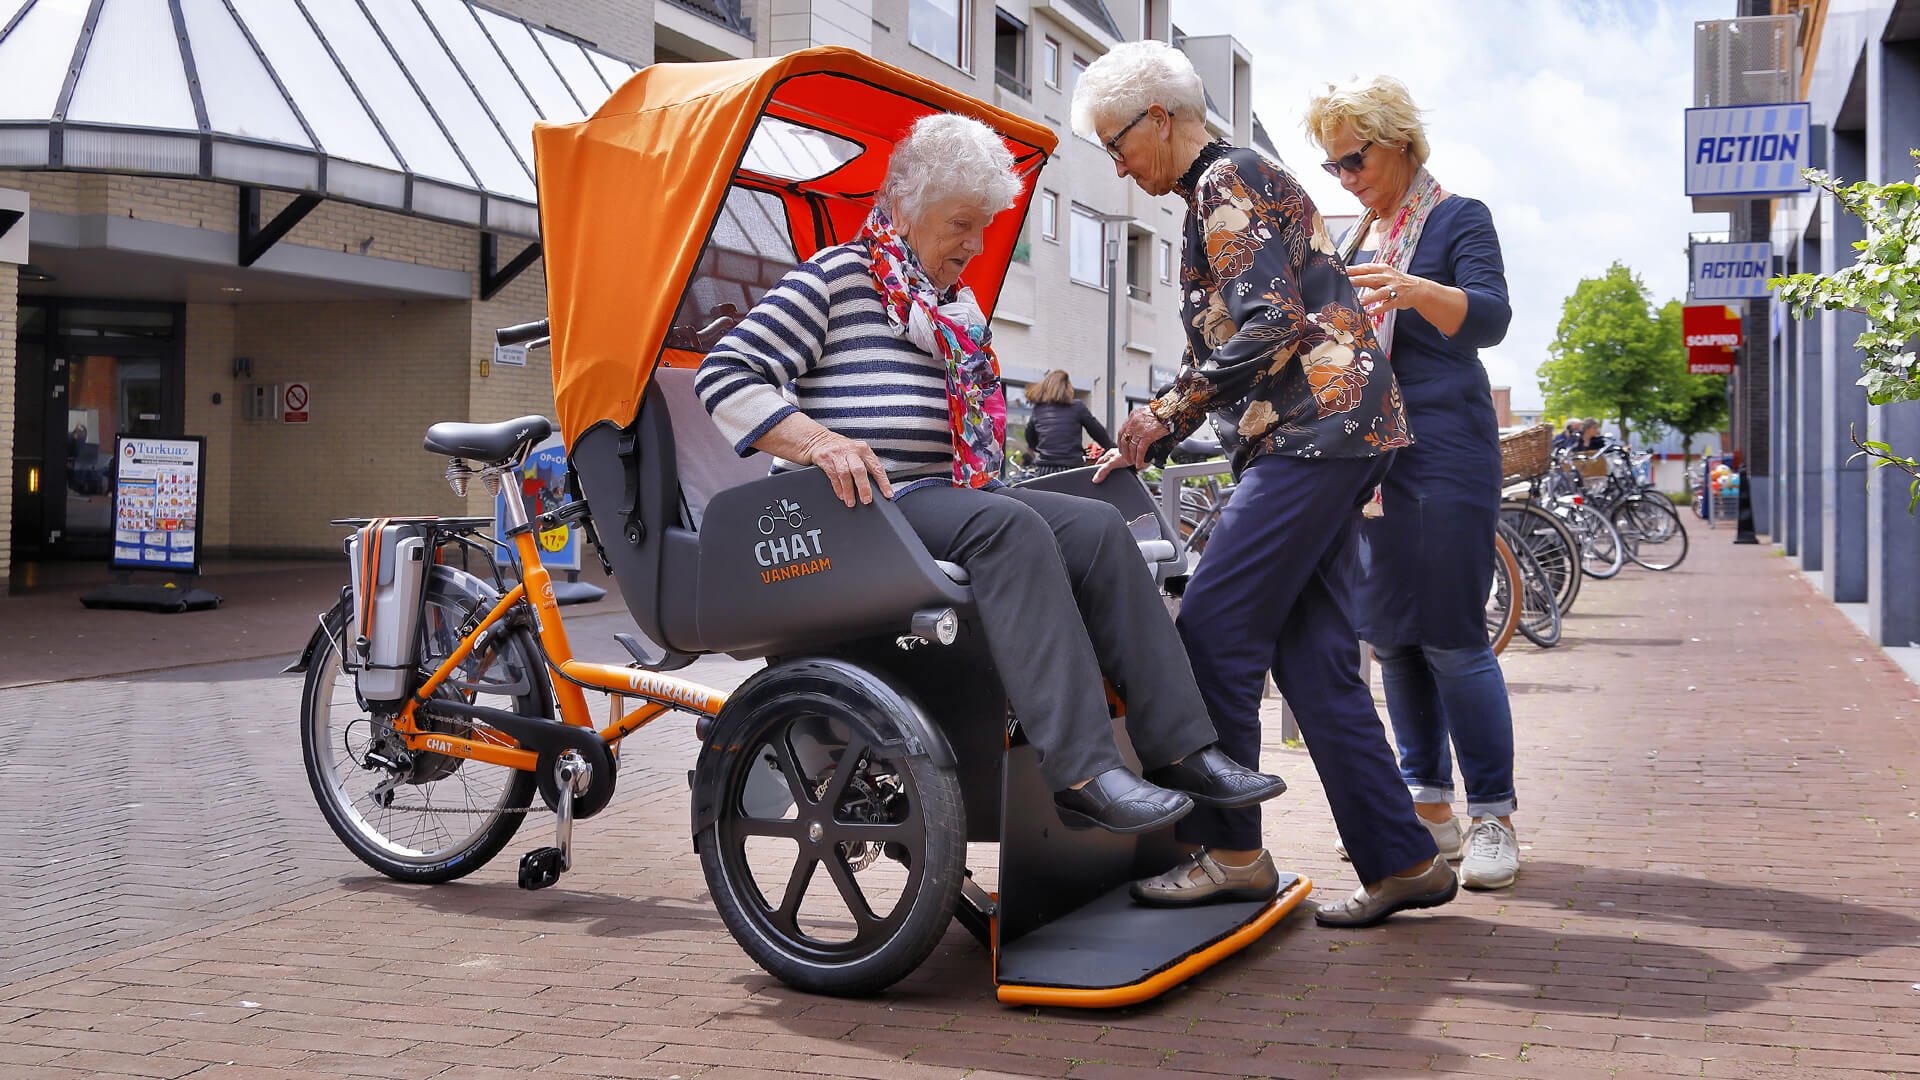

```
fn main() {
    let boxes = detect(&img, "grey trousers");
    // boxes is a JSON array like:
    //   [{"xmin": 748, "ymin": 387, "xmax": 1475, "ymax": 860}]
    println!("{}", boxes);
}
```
[{"xmin": 895, "ymin": 483, "xmax": 1216, "ymax": 790}]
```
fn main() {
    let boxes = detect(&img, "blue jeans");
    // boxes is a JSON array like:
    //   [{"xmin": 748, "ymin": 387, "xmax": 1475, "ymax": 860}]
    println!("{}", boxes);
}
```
[{"xmin": 1372, "ymin": 642, "xmax": 1518, "ymax": 819}]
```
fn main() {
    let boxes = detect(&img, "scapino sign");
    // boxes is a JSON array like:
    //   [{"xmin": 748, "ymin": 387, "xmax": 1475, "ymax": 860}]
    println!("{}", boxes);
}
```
[
  {"xmin": 1691, "ymin": 241, "xmax": 1774, "ymax": 300},
  {"xmin": 1685, "ymin": 103, "xmax": 1811, "ymax": 198},
  {"xmin": 1683, "ymin": 304, "xmax": 1742, "ymax": 375}
]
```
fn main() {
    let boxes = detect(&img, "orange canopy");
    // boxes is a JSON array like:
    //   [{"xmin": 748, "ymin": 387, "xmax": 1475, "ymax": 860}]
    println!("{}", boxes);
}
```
[{"xmin": 532, "ymin": 47, "xmax": 1059, "ymax": 449}]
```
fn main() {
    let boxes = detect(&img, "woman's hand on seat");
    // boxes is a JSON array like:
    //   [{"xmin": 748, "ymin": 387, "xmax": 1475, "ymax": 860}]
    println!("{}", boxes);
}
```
[
  {"xmin": 803, "ymin": 430, "xmax": 895, "ymax": 507},
  {"xmin": 1097, "ymin": 408, "xmax": 1171, "ymax": 479},
  {"xmin": 1090, "ymin": 447, "xmax": 1129, "ymax": 484}
]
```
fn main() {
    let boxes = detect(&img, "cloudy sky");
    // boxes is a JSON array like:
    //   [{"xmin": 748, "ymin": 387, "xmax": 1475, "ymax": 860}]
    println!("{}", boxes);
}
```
[{"xmin": 1173, "ymin": 0, "xmax": 1735, "ymax": 409}]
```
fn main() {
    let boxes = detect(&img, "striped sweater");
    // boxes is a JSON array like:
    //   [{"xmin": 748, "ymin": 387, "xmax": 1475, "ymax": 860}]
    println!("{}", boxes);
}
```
[{"xmin": 696, "ymin": 241, "xmax": 956, "ymax": 489}]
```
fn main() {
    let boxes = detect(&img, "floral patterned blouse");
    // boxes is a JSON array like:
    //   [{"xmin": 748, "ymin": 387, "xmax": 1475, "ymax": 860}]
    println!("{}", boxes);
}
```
[{"xmin": 1147, "ymin": 141, "xmax": 1411, "ymax": 472}]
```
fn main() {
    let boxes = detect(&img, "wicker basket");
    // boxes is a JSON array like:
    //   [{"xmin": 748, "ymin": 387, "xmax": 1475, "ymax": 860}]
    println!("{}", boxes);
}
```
[{"xmin": 1498, "ymin": 423, "xmax": 1553, "ymax": 482}]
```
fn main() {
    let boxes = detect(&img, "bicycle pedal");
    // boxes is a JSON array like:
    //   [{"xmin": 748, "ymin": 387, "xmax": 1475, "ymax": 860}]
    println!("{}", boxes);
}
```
[{"xmin": 518, "ymin": 846, "xmax": 565, "ymax": 890}]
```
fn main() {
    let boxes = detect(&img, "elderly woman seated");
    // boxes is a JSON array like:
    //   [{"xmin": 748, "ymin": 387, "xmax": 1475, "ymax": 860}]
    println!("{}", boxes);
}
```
[{"xmin": 696, "ymin": 114, "xmax": 1286, "ymax": 840}]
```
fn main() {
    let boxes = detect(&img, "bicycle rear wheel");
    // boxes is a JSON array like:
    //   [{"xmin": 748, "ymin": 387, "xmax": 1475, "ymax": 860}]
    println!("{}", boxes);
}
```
[
  {"xmin": 1612, "ymin": 494, "xmax": 1690, "ymax": 571},
  {"xmin": 1561, "ymin": 502, "xmax": 1625, "ymax": 579},
  {"xmin": 1500, "ymin": 500, "xmax": 1580, "ymax": 616},
  {"xmin": 1487, "ymin": 531, "xmax": 1521, "ymax": 656},
  {"xmin": 301, "ymin": 571, "xmax": 541, "ymax": 883},
  {"xmin": 1503, "ymin": 522, "xmax": 1563, "ymax": 648}
]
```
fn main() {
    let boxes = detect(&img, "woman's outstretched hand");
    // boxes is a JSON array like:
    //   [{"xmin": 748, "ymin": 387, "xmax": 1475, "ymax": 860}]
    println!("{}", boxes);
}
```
[{"xmin": 1093, "ymin": 407, "xmax": 1170, "ymax": 482}]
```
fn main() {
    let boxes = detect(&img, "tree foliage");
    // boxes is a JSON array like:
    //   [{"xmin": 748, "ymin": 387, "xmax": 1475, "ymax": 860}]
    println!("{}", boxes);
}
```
[
  {"xmin": 1771, "ymin": 151, "xmax": 1920, "ymax": 507},
  {"xmin": 1538, "ymin": 262, "xmax": 1671, "ymax": 444}
]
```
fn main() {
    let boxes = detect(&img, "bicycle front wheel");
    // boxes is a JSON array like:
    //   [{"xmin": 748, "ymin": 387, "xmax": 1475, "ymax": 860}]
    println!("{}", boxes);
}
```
[
  {"xmin": 1562, "ymin": 502, "xmax": 1625, "ymax": 579},
  {"xmin": 1487, "ymin": 531, "xmax": 1521, "ymax": 656},
  {"xmin": 1501, "ymin": 501, "xmax": 1580, "ymax": 616},
  {"xmin": 301, "ymin": 572, "xmax": 541, "ymax": 883},
  {"xmin": 1504, "ymin": 523, "xmax": 1563, "ymax": 649},
  {"xmin": 1613, "ymin": 494, "xmax": 1690, "ymax": 571}
]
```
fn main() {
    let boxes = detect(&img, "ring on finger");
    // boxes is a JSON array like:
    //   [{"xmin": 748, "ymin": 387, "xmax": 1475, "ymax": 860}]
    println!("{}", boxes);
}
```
[{"xmin": 1386, "ymin": 285, "xmax": 1399, "ymax": 300}]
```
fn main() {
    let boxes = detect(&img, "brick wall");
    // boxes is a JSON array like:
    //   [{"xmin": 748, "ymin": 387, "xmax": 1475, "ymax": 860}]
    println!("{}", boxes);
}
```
[
  {"xmin": 0, "ymin": 263, "xmax": 15, "ymax": 589},
  {"xmin": 463, "ymin": 257, "xmax": 554, "ymax": 518},
  {"xmin": 229, "ymin": 301, "xmax": 471, "ymax": 553},
  {"xmin": 182, "ymin": 304, "xmax": 235, "ymax": 550}
]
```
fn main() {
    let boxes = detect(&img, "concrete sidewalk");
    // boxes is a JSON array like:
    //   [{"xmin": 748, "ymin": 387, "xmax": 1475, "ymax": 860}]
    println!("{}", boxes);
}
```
[{"xmin": 2, "ymin": 536, "xmax": 1918, "ymax": 1078}]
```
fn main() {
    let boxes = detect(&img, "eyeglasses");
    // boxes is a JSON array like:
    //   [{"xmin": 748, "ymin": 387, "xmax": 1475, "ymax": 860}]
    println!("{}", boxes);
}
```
[
  {"xmin": 1320, "ymin": 141, "xmax": 1374, "ymax": 176},
  {"xmin": 1103, "ymin": 107, "xmax": 1156, "ymax": 162}
]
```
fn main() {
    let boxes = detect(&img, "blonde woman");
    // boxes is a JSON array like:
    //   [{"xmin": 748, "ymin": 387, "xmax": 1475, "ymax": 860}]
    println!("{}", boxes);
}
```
[
  {"xmin": 1022, "ymin": 370, "xmax": 1114, "ymax": 475},
  {"xmin": 1306, "ymin": 76, "xmax": 1520, "ymax": 890}
]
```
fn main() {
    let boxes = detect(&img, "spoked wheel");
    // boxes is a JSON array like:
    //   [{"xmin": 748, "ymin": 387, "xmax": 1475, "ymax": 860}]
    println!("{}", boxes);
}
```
[
  {"xmin": 1503, "ymin": 523, "xmax": 1563, "ymax": 649},
  {"xmin": 1561, "ymin": 501, "xmax": 1625, "ymax": 579},
  {"xmin": 1487, "ymin": 531, "xmax": 1521, "ymax": 656},
  {"xmin": 697, "ymin": 661, "xmax": 966, "ymax": 997},
  {"xmin": 301, "ymin": 573, "xmax": 540, "ymax": 883},
  {"xmin": 1500, "ymin": 500, "xmax": 1580, "ymax": 616},
  {"xmin": 1612, "ymin": 494, "xmax": 1690, "ymax": 571}
]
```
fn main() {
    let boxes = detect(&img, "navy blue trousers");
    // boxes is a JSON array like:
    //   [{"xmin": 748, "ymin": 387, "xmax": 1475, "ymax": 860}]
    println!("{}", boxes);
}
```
[{"xmin": 1174, "ymin": 453, "xmax": 1437, "ymax": 884}]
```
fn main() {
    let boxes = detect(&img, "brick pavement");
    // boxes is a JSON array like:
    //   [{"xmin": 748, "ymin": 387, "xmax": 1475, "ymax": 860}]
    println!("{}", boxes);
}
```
[{"xmin": 3, "ymin": 536, "xmax": 1919, "ymax": 1077}]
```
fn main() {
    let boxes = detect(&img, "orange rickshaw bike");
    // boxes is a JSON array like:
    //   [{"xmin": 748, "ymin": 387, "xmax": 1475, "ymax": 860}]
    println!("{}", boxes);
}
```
[{"xmin": 288, "ymin": 47, "xmax": 1311, "ymax": 1007}]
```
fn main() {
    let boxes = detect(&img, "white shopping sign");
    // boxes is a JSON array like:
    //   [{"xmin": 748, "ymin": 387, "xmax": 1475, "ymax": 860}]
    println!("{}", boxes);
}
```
[
  {"xmin": 1684, "ymin": 103, "xmax": 1811, "ymax": 197},
  {"xmin": 1691, "ymin": 242, "xmax": 1774, "ymax": 300}
]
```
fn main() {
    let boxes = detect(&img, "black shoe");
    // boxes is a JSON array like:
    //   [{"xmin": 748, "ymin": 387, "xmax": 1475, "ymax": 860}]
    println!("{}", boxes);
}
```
[
  {"xmin": 1144, "ymin": 744, "xmax": 1287, "ymax": 809},
  {"xmin": 1053, "ymin": 767, "xmax": 1194, "ymax": 834}
]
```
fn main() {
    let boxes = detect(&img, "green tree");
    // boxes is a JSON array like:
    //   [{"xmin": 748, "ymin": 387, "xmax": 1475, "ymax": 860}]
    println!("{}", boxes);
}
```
[
  {"xmin": 1643, "ymin": 299, "xmax": 1729, "ymax": 479},
  {"xmin": 1538, "ymin": 262, "xmax": 1668, "ymax": 445}
]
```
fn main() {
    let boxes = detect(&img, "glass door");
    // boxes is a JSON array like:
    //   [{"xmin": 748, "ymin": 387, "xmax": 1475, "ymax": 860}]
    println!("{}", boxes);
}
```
[{"xmin": 62, "ymin": 354, "xmax": 167, "ymax": 547}]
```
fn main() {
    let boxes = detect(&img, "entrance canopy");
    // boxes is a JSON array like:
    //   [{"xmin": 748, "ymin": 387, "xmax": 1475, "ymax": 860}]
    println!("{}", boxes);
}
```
[
  {"xmin": 533, "ymin": 47, "xmax": 1057, "ymax": 448},
  {"xmin": 0, "ymin": 0, "xmax": 638, "ymax": 237}
]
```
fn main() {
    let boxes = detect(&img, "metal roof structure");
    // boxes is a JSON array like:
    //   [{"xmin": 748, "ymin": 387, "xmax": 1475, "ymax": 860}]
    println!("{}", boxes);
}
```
[{"xmin": 0, "ymin": 0, "xmax": 640, "ymax": 238}]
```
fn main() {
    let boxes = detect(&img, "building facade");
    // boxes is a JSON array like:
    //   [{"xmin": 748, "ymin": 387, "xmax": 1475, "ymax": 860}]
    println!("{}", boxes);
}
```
[
  {"xmin": 1764, "ymin": 0, "xmax": 1920, "ymax": 647},
  {"xmin": 0, "ymin": 0, "xmax": 1272, "ymax": 591}
]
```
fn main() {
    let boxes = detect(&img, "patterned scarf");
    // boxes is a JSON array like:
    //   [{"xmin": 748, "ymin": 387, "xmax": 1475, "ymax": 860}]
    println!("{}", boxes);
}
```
[
  {"xmin": 860, "ymin": 206, "xmax": 1006, "ymax": 489},
  {"xmin": 1341, "ymin": 167, "xmax": 1448, "ymax": 356}
]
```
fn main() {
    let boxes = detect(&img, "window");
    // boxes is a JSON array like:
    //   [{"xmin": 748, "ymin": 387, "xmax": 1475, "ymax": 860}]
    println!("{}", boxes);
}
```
[
  {"xmin": 909, "ymin": 0, "xmax": 971, "ymax": 71},
  {"xmin": 1038, "ymin": 189, "xmax": 1059, "ymax": 242},
  {"xmin": 1069, "ymin": 55, "xmax": 1096, "ymax": 143},
  {"xmin": 994, "ymin": 9, "xmax": 1027, "ymax": 97},
  {"xmin": 1041, "ymin": 37, "xmax": 1060, "ymax": 88},
  {"xmin": 1069, "ymin": 204, "xmax": 1108, "ymax": 289},
  {"xmin": 1158, "ymin": 239, "xmax": 1174, "ymax": 283},
  {"xmin": 1126, "ymin": 226, "xmax": 1152, "ymax": 301}
]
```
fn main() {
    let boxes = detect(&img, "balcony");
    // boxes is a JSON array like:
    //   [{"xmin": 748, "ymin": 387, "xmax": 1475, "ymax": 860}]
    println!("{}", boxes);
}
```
[{"xmin": 665, "ymin": 0, "xmax": 752, "ymax": 38}]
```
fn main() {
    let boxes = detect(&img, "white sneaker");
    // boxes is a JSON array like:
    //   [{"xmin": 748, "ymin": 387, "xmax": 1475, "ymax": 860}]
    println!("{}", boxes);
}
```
[
  {"xmin": 1459, "ymin": 818, "xmax": 1519, "ymax": 890},
  {"xmin": 1425, "ymin": 815, "xmax": 1466, "ymax": 861}
]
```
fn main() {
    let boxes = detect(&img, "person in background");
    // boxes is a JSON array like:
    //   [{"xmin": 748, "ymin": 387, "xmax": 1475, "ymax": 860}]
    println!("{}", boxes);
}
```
[
  {"xmin": 1023, "ymin": 369, "xmax": 1114, "ymax": 475},
  {"xmin": 1579, "ymin": 419, "xmax": 1607, "ymax": 452},
  {"xmin": 1306, "ymin": 74, "xmax": 1521, "ymax": 891},
  {"xmin": 1078, "ymin": 41, "xmax": 1455, "ymax": 925},
  {"xmin": 1552, "ymin": 420, "xmax": 1583, "ymax": 451}
]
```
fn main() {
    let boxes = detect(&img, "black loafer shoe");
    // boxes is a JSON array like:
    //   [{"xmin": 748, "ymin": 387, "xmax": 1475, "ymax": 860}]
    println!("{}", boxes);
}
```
[
  {"xmin": 1053, "ymin": 767, "xmax": 1194, "ymax": 834},
  {"xmin": 1144, "ymin": 744, "xmax": 1288, "ymax": 809}
]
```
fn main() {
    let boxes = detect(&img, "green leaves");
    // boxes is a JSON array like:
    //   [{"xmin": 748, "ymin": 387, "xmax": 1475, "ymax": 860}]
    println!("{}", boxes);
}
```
[{"xmin": 1538, "ymin": 265, "xmax": 1722, "ymax": 449}]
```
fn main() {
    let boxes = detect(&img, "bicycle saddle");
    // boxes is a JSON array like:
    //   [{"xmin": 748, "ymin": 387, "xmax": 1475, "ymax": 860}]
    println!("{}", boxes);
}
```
[{"xmin": 423, "ymin": 415, "xmax": 552, "ymax": 463}]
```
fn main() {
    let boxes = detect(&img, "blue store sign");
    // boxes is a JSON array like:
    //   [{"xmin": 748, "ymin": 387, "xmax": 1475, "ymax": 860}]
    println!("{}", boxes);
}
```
[
  {"xmin": 1691, "ymin": 241, "xmax": 1775, "ymax": 300},
  {"xmin": 1684, "ymin": 103, "xmax": 1811, "ymax": 197}
]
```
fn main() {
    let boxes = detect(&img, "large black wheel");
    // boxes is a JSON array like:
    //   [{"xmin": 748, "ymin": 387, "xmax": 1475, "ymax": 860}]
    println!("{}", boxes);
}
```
[
  {"xmin": 1500, "ymin": 500, "xmax": 1580, "ymax": 616},
  {"xmin": 1612, "ymin": 494, "xmax": 1690, "ymax": 571},
  {"xmin": 696, "ymin": 661, "xmax": 966, "ymax": 997},
  {"xmin": 301, "ymin": 571, "xmax": 541, "ymax": 883}
]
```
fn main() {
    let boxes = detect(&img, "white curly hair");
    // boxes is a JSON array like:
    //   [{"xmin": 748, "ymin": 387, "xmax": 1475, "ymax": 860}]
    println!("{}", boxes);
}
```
[
  {"xmin": 1070, "ymin": 41, "xmax": 1207, "ymax": 140},
  {"xmin": 878, "ymin": 113, "xmax": 1021, "ymax": 225}
]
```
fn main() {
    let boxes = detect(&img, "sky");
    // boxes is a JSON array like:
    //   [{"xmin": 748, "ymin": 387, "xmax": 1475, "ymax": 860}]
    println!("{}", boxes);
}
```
[{"xmin": 1172, "ymin": 0, "xmax": 1735, "ymax": 410}]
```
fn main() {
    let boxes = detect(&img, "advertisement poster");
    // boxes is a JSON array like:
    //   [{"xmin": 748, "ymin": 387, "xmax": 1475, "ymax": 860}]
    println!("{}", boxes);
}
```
[
  {"xmin": 111, "ymin": 435, "xmax": 204, "ymax": 573},
  {"xmin": 493, "ymin": 430, "xmax": 580, "ymax": 572}
]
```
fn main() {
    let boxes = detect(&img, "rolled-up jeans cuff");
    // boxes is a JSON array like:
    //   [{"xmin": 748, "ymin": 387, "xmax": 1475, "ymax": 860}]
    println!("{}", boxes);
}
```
[
  {"xmin": 1466, "ymin": 796, "xmax": 1517, "ymax": 819},
  {"xmin": 1407, "ymin": 783, "xmax": 1454, "ymax": 805}
]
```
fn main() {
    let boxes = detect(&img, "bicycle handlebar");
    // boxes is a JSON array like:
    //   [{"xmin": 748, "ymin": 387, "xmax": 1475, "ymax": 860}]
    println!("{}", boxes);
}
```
[{"xmin": 495, "ymin": 319, "xmax": 550, "ymax": 347}]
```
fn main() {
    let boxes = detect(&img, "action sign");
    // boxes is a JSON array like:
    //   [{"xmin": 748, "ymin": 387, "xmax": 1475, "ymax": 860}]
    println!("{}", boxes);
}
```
[
  {"xmin": 1683, "ymin": 304, "xmax": 1742, "ymax": 375},
  {"xmin": 282, "ymin": 381, "xmax": 310, "ymax": 423},
  {"xmin": 111, "ymin": 435, "xmax": 205, "ymax": 573},
  {"xmin": 1691, "ymin": 241, "xmax": 1773, "ymax": 300},
  {"xmin": 1684, "ymin": 103, "xmax": 1811, "ymax": 197}
]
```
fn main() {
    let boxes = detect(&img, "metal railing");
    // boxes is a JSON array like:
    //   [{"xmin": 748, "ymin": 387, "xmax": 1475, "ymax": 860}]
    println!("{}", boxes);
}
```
[
  {"xmin": 994, "ymin": 68, "xmax": 1029, "ymax": 98},
  {"xmin": 665, "ymin": 0, "xmax": 752, "ymax": 36}
]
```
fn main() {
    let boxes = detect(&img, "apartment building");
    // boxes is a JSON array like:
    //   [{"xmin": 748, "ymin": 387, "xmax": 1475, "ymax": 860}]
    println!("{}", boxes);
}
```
[{"xmin": 0, "ymin": 0, "xmax": 1268, "ymax": 589}]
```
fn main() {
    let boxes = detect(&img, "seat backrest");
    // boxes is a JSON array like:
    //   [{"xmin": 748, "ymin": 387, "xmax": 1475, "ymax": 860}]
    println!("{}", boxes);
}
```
[{"xmin": 652, "ymin": 366, "xmax": 773, "ymax": 529}]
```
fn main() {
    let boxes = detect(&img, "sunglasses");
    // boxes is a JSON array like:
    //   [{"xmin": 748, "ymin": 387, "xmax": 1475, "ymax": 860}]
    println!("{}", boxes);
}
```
[
  {"xmin": 1320, "ymin": 141, "xmax": 1374, "ymax": 176},
  {"xmin": 1104, "ymin": 107, "xmax": 1157, "ymax": 162}
]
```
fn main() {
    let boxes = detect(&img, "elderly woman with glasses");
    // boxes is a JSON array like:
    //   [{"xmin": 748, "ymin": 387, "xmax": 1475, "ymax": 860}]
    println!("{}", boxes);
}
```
[
  {"xmin": 1305, "ymin": 76, "xmax": 1520, "ymax": 892},
  {"xmin": 1077, "ymin": 42, "xmax": 1457, "ymax": 926},
  {"xmin": 698, "ymin": 113, "xmax": 1287, "ymax": 838}
]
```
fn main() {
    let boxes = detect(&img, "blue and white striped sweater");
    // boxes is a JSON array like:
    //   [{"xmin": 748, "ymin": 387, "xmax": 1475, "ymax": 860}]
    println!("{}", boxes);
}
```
[{"xmin": 697, "ymin": 242, "xmax": 958, "ymax": 488}]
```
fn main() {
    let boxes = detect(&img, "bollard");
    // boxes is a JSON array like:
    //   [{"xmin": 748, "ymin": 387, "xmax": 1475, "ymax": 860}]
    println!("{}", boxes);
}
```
[{"xmin": 1734, "ymin": 466, "xmax": 1760, "ymax": 544}]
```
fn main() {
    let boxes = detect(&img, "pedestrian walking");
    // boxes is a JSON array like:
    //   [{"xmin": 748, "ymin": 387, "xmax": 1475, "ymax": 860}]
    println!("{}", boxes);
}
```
[
  {"xmin": 1077, "ymin": 41, "xmax": 1458, "ymax": 926},
  {"xmin": 1306, "ymin": 74, "xmax": 1521, "ymax": 889},
  {"xmin": 1023, "ymin": 370, "xmax": 1114, "ymax": 475}
]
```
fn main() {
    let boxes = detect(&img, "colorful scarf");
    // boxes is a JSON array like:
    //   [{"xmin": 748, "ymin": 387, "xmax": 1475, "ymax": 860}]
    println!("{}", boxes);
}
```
[
  {"xmin": 859, "ymin": 206, "xmax": 1006, "ymax": 489},
  {"xmin": 1341, "ymin": 167, "xmax": 1448, "ymax": 356}
]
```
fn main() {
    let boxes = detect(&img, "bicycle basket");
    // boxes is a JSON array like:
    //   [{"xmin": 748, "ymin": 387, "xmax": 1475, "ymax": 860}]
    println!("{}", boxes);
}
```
[
  {"xmin": 1498, "ymin": 424, "xmax": 1553, "ymax": 483},
  {"xmin": 345, "ymin": 521, "xmax": 431, "ymax": 705}
]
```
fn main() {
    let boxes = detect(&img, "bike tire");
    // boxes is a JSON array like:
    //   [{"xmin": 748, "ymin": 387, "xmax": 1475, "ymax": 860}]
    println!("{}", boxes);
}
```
[
  {"xmin": 1505, "ymin": 523, "xmax": 1563, "ymax": 649},
  {"xmin": 301, "ymin": 574, "xmax": 540, "ymax": 884},
  {"xmin": 1613, "ymin": 494, "xmax": 1690, "ymax": 571},
  {"xmin": 1500, "ymin": 500, "xmax": 1580, "ymax": 617},
  {"xmin": 1561, "ymin": 502, "xmax": 1625, "ymax": 579},
  {"xmin": 1487, "ymin": 531, "xmax": 1521, "ymax": 656},
  {"xmin": 697, "ymin": 662, "xmax": 967, "ymax": 998}
]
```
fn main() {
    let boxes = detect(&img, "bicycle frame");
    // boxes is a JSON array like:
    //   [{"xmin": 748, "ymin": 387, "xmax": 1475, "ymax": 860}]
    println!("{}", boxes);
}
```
[{"xmin": 388, "ymin": 466, "xmax": 727, "ymax": 772}]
